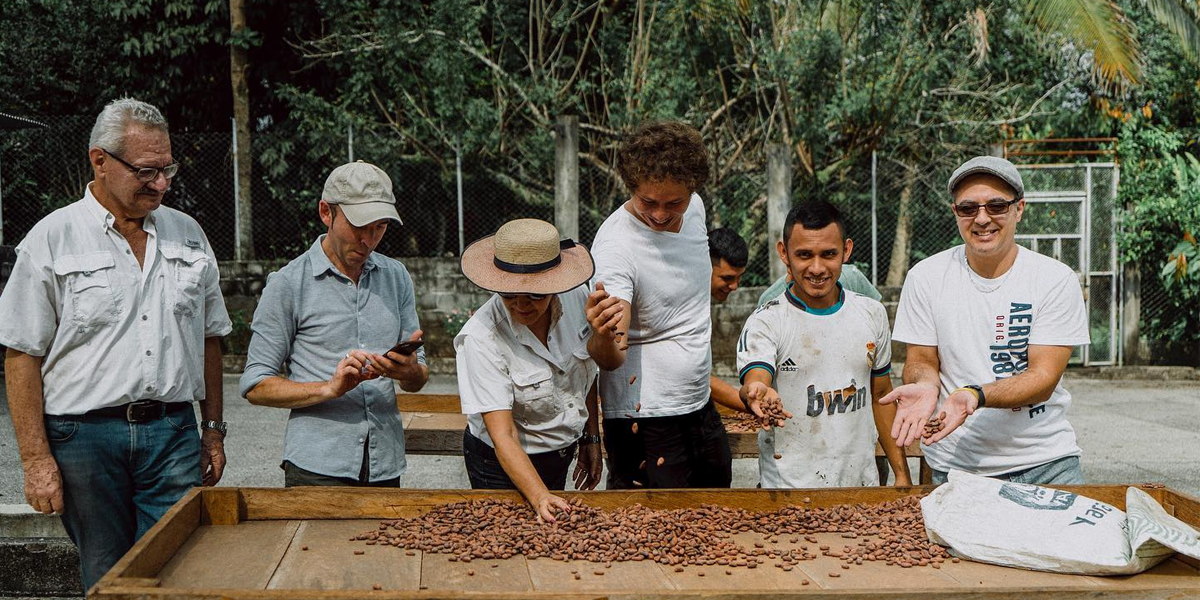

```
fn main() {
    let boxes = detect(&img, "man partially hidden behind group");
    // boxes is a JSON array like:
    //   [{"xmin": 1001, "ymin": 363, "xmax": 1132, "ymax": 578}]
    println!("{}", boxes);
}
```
[
  {"xmin": 240, "ymin": 161, "xmax": 428, "ymax": 487},
  {"xmin": 0, "ymin": 98, "xmax": 231, "ymax": 591}
]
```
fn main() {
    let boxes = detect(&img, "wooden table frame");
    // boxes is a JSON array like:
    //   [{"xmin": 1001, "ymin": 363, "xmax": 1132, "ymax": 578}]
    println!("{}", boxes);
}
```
[
  {"xmin": 397, "ymin": 394, "xmax": 932, "ymax": 484},
  {"xmin": 92, "ymin": 485, "xmax": 1200, "ymax": 599}
]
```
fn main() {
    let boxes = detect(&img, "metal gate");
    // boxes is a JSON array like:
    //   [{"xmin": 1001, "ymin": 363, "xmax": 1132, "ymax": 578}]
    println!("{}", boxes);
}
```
[{"xmin": 1014, "ymin": 164, "xmax": 1120, "ymax": 365}]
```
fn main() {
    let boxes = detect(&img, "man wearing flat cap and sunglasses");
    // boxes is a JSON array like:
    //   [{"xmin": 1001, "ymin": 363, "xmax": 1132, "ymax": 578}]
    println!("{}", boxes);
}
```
[
  {"xmin": 456, "ymin": 219, "xmax": 604, "ymax": 522},
  {"xmin": 881, "ymin": 156, "xmax": 1089, "ymax": 486},
  {"xmin": 240, "ymin": 160, "xmax": 428, "ymax": 487},
  {"xmin": 0, "ymin": 98, "xmax": 231, "ymax": 591}
]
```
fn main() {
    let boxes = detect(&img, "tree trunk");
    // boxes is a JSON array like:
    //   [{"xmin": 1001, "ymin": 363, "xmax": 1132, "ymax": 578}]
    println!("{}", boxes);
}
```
[
  {"xmin": 230, "ymin": 0, "xmax": 254, "ymax": 260},
  {"xmin": 885, "ymin": 177, "xmax": 913, "ymax": 288}
]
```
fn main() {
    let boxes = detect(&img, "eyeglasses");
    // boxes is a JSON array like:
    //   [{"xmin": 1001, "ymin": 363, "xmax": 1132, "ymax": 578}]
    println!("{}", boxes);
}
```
[
  {"xmin": 951, "ymin": 198, "xmax": 1020, "ymax": 218},
  {"xmin": 499, "ymin": 292, "xmax": 549, "ymax": 301},
  {"xmin": 103, "ymin": 149, "xmax": 179, "ymax": 183}
]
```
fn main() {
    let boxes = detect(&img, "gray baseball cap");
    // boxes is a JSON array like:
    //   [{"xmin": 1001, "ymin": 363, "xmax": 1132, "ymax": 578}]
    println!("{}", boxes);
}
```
[
  {"xmin": 322, "ymin": 161, "xmax": 403, "ymax": 226},
  {"xmin": 947, "ymin": 156, "xmax": 1024, "ymax": 199}
]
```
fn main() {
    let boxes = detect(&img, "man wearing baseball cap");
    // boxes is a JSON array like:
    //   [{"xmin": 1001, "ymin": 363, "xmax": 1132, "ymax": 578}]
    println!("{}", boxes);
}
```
[
  {"xmin": 881, "ymin": 156, "xmax": 1089, "ymax": 485},
  {"xmin": 240, "ymin": 161, "xmax": 429, "ymax": 486}
]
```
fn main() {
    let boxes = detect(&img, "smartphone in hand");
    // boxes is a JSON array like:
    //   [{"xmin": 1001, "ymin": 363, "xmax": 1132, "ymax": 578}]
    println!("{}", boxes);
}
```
[{"xmin": 388, "ymin": 339, "xmax": 424, "ymax": 356}]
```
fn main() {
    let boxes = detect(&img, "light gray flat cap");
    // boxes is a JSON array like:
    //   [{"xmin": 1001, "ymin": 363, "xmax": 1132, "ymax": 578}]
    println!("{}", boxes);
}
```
[{"xmin": 947, "ymin": 156, "xmax": 1024, "ymax": 198}]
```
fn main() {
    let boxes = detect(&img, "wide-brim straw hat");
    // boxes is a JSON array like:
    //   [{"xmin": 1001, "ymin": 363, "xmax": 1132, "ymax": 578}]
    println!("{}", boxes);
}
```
[{"xmin": 461, "ymin": 219, "xmax": 594, "ymax": 295}]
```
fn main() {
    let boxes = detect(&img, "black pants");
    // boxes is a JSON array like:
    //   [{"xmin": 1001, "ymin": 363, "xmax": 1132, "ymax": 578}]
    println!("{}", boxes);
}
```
[
  {"xmin": 609, "ymin": 400, "xmax": 733, "ymax": 489},
  {"xmin": 462, "ymin": 429, "xmax": 576, "ymax": 490},
  {"xmin": 602, "ymin": 416, "xmax": 646, "ymax": 489}
]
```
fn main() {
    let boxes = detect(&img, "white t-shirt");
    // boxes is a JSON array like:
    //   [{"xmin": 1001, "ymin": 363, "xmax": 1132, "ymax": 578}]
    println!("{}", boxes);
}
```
[
  {"xmin": 590, "ymin": 195, "xmax": 712, "ymax": 418},
  {"xmin": 737, "ymin": 286, "xmax": 893, "ymax": 488},
  {"xmin": 892, "ymin": 245, "xmax": 1090, "ymax": 476},
  {"xmin": 455, "ymin": 287, "xmax": 597, "ymax": 454}
]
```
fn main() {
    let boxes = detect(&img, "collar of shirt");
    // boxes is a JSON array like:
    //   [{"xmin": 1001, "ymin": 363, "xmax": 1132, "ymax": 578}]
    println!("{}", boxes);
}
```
[
  {"xmin": 785, "ymin": 281, "xmax": 846, "ymax": 315},
  {"xmin": 306, "ymin": 235, "xmax": 379, "ymax": 281},
  {"xmin": 494, "ymin": 294, "xmax": 573, "ymax": 369},
  {"xmin": 82, "ymin": 182, "xmax": 158, "ymax": 236}
]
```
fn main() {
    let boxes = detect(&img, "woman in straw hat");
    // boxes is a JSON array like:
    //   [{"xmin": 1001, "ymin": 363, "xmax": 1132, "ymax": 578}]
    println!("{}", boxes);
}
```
[{"xmin": 456, "ymin": 219, "xmax": 618, "ymax": 521}]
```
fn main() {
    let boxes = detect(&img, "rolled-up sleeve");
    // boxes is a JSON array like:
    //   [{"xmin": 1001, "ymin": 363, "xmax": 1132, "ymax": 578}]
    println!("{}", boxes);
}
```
[
  {"xmin": 0, "ymin": 238, "xmax": 59, "ymax": 356},
  {"xmin": 239, "ymin": 270, "xmax": 296, "ymax": 398}
]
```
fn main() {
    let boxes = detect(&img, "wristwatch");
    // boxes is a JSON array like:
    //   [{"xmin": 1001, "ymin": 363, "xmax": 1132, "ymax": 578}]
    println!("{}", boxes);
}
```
[
  {"xmin": 961, "ymin": 384, "xmax": 986, "ymax": 409},
  {"xmin": 201, "ymin": 420, "xmax": 228, "ymax": 436},
  {"xmin": 579, "ymin": 433, "xmax": 602, "ymax": 446}
]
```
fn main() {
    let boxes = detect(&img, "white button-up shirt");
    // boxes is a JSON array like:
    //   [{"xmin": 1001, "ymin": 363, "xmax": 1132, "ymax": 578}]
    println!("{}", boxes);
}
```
[
  {"xmin": 0, "ymin": 184, "xmax": 231, "ymax": 415},
  {"xmin": 455, "ymin": 286, "xmax": 597, "ymax": 454}
]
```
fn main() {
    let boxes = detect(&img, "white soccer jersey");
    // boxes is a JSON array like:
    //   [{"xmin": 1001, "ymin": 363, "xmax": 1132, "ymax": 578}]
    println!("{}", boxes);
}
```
[{"xmin": 737, "ymin": 285, "xmax": 892, "ymax": 488}]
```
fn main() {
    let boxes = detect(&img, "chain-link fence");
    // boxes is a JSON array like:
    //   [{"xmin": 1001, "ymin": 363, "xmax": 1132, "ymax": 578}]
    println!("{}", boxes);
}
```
[{"xmin": 0, "ymin": 117, "xmax": 552, "ymax": 261}]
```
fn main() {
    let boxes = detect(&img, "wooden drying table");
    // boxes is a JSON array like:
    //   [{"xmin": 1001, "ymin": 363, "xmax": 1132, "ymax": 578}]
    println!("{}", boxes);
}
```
[
  {"xmin": 397, "ymin": 393, "xmax": 931, "ymax": 484},
  {"xmin": 92, "ymin": 485, "xmax": 1200, "ymax": 599}
]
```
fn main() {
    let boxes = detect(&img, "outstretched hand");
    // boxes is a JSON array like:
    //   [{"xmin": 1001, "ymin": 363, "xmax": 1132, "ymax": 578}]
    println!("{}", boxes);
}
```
[
  {"xmin": 741, "ymin": 382, "xmax": 792, "ymax": 429},
  {"xmin": 878, "ymin": 383, "xmax": 939, "ymax": 447}
]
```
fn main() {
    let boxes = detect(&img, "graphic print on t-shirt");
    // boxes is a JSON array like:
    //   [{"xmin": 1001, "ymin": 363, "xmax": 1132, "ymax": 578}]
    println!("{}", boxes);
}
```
[
  {"xmin": 805, "ymin": 380, "xmax": 871, "ymax": 417},
  {"xmin": 990, "ymin": 301, "xmax": 1047, "ymax": 418}
]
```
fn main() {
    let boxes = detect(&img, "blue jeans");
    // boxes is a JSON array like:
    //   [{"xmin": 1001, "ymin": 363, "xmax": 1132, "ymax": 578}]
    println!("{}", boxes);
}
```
[
  {"xmin": 931, "ymin": 455, "xmax": 1084, "ymax": 486},
  {"xmin": 45, "ymin": 404, "xmax": 200, "ymax": 591}
]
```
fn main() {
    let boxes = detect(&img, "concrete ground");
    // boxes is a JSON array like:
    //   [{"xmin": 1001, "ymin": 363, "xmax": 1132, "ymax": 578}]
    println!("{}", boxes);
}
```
[{"xmin": 2, "ymin": 373, "xmax": 1198, "ymax": 503}]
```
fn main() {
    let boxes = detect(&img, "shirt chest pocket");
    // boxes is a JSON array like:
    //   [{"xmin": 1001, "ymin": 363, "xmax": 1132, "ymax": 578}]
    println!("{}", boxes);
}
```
[
  {"xmin": 54, "ymin": 252, "xmax": 121, "ymax": 329},
  {"xmin": 510, "ymin": 367, "xmax": 562, "ymax": 426},
  {"xmin": 160, "ymin": 243, "xmax": 208, "ymax": 318}
]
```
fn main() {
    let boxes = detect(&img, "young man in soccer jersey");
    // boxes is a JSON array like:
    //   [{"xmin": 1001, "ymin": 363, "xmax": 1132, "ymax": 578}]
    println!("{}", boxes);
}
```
[{"xmin": 737, "ymin": 201, "xmax": 910, "ymax": 488}]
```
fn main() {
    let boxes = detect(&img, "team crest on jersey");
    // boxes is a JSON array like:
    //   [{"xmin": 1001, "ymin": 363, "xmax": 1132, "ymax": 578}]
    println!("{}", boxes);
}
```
[
  {"xmin": 866, "ymin": 342, "xmax": 877, "ymax": 368},
  {"xmin": 780, "ymin": 357, "xmax": 798, "ymax": 372}
]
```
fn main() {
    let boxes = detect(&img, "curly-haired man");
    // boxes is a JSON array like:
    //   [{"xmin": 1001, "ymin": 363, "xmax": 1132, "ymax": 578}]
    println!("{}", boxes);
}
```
[{"xmin": 586, "ymin": 121, "xmax": 732, "ymax": 489}]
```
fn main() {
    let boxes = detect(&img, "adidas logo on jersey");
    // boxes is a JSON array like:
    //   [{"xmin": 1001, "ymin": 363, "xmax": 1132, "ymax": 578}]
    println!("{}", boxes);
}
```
[{"xmin": 780, "ymin": 357, "xmax": 798, "ymax": 372}]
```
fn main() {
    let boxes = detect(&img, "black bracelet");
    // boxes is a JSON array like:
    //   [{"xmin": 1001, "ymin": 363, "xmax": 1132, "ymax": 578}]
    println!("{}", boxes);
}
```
[{"xmin": 579, "ymin": 434, "xmax": 602, "ymax": 446}]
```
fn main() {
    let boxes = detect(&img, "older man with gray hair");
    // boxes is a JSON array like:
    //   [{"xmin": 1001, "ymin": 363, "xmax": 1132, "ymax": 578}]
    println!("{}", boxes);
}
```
[{"xmin": 0, "ymin": 98, "xmax": 231, "ymax": 590}]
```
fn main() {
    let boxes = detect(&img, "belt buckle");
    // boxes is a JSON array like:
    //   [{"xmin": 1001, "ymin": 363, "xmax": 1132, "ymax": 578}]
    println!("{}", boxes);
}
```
[{"xmin": 125, "ymin": 400, "xmax": 162, "ymax": 423}]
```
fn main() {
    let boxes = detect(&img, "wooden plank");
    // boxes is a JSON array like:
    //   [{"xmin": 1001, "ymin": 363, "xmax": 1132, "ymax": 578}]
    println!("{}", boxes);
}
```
[
  {"xmin": 421, "ymin": 553, "xmax": 534, "ymax": 592},
  {"xmin": 268, "ymin": 520, "xmax": 421, "ymax": 591},
  {"xmin": 240, "ymin": 487, "xmax": 490, "ymax": 520},
  {"xmin": 1082, "ymin": 557, "xmax": 1200, "ymax": 590},
  {"xmin": 403, "ymin": 412, "xmax": 466, "ymax": 455},
  {"xmin": 936, "ymin": 557, "xmax": 1099, "ymax": 588},
  {"xmin": 202, "ymin": 487, "xmax": 242, "ymax": 525},
  {"xmin": 395, "ymin": 393, "xmax": 461, "ymax": 413},
  {"xmin": 525, "ymin": 556, "xmax": 676, "ymax": 592},
  {"xmin": 98, "ymin": 487, "xmax": 202, "ymax": 583},
  {"xmin": 156, "ymin": 520, "xmax": 300, "ymax": 589},
  {"xmin": 108, "ymin": 577, "xmax": 162, "ymax": 588}
]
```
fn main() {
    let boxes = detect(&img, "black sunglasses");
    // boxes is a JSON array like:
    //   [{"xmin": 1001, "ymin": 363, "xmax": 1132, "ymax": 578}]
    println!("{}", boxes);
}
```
[
  {"xmin": 102, "ymin": 149, "xmax": 179, "ymax": 183},
  {"xmin": 498, "ymin": 292, "xmax": 549, "ymax": 301},
  {"xmin": 951, "ymin": 197, "xmax": 1020, "ymax": 218}
]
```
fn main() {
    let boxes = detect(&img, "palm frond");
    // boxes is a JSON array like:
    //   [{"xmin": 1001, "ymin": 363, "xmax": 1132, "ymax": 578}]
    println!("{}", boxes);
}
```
[
  {"xmin": 1142, "ymin": 0, "xmax": 1200, "ymax": 64},
  {"xmin": 1027, "ymin": 0, "xmax": 1141, "ymax": 88}
]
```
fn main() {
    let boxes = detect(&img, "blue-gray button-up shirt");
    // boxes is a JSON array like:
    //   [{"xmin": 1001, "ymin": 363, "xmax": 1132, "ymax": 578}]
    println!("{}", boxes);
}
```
[{"xmin": 239, "ymin": 236, "xmax": 424, "ymax": 481}]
